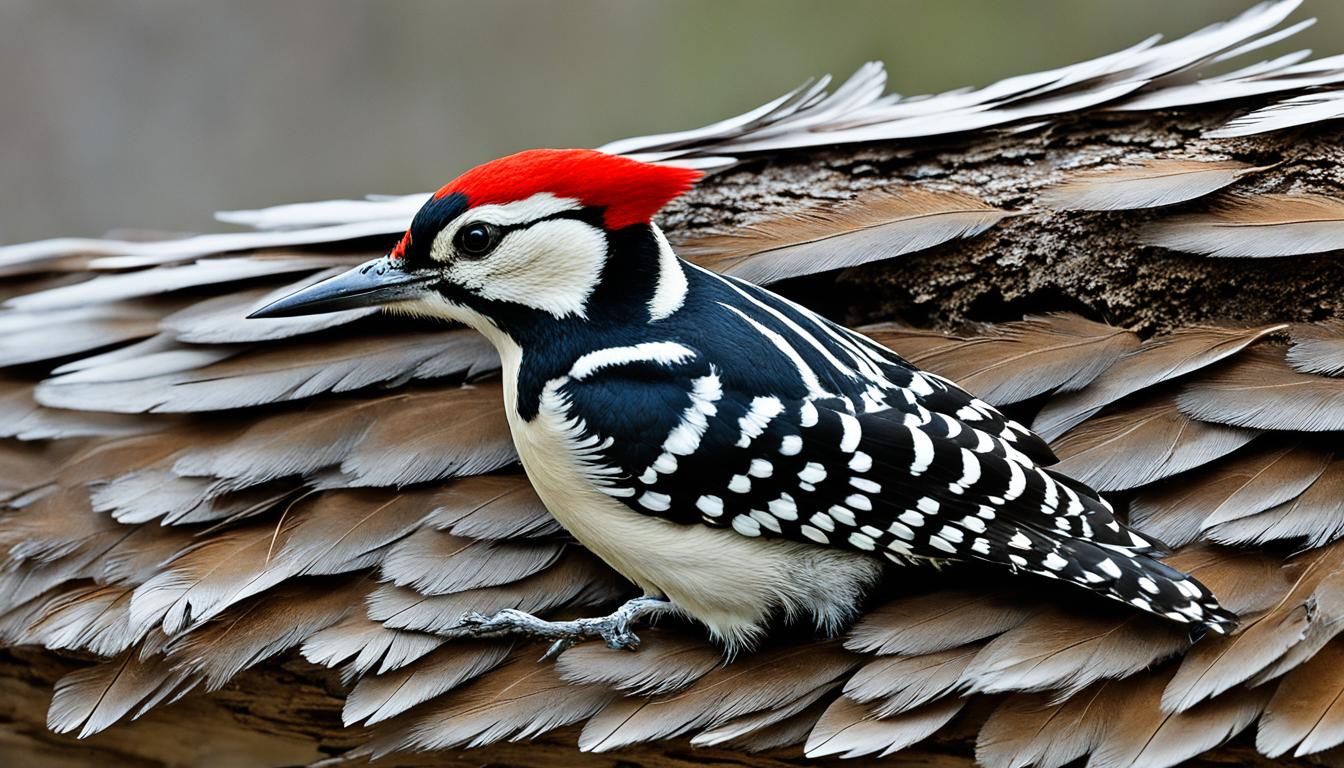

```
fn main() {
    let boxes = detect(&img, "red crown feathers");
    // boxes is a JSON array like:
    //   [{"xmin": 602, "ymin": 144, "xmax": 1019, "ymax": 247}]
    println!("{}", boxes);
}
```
[{"xmin": 434, "ymin": 149, "xmax": 703, "ymax": 231}]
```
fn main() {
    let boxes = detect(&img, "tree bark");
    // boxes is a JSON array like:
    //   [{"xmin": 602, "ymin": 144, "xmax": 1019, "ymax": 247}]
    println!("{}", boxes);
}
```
[
  {"xmin": 3, "ymin": 109, "xmax": 1342, "ymax": 766},
  {"xmin": 665, "ymin": 108, "xmax": 1344, "ymax": 335}
]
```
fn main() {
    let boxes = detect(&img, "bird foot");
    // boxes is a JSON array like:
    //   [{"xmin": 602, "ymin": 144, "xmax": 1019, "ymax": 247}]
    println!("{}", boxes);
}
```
[{"xmin": 457, "ymin": 596, "xmax": 672, "ymax": 660}]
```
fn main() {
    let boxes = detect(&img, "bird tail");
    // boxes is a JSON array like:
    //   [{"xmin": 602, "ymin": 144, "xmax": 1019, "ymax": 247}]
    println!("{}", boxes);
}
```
[{"xmin": 991, "ymin": 524, "xmax": 1238, "ymax": 636}]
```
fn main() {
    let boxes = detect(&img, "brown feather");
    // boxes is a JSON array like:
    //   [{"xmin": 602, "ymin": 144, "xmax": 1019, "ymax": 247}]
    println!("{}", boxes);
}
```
[
  {"xmin": 171, "ymin": 384, "xmax": 514, "ymax": 490},
  {"xmin": 867, "ymin": 314, "xmax": 1138, "ymax": 406},
  {"xmin": 844, "ymin": 644, "xmax": 978, "ymax": 715},
  {"xmin": 0, "ymin": 300, "xmax": 175, "ymax": 367},
  {"xmin": 1050, "ymin": 393, "xmax": 1259, "ymax": 492},
  {"xmin": 423, "ymin": 474, "xmax": 563, "ymax": 540},
  {"xmin": 366, "ymin": 651, "xmax": 613, "ymax": 754},
  {"xmin": 555, "ymin": 628, "xmax": 723, "ymax": 696},
  {"xmin": 338, "ymin": 384, "xmax": 516, "ymax": 487},
  {"xmin": 1288, "ymin": 320, "xmax": 1344, "ymax": 376},
  {"xmin": 1162, "ymin": 542, "xmax": 1344, "ymax": 713},
  {"xmin": 269, "ymin": 488, "xmax": 437, "ymax": 576},
  {"xmin": 682, "ymin": 188, "xmax": 1012, "ymax": 284},
  {"xmin": 578, "ymin": 641, "xmax": 859, "ymax": 752},
  {"xmin": 1091, "ymin": 670, "xmax": 1269, "ymax": 768},
  {"xmin": 1033, "ymin": 324, "xmax": 1284, "ymax": 441},
  {"xmin": 804, "ymin": 694, "xmax": 964, "ymax": 758},
  {"xmin": 1258, "ymin": 638, "xmax": 1344, "ymax": 758},
  {"xmin": 845, "ymin": 590, "xmax": 1032, "ymax": 656},
  {"xmin": 1164, "ymin": 545, "xmax": 1301, "ymax": 618},
  {"xmin": 1178, "ymin": 345, "xmax": 1344, "ymax": 431},
  {"xmin": 1205, "ymin": 458, "xmax": 1344, "ymax": 548},
  {"xmin": 979, "ymin": 669, "xmax": 1267, "ymax": 768},
  {"xmin": 127, "ymin": 489, "xmax": 427, "ymax": 637},
  {"xmin": 164, "ymin": 576, "xmax": 365, "ymax": 690},
  {"xmin": 0, "ymin": 428, "xmax": 66, "ymax": 497},
  {"xmin": 960, "ymin": 607, "xmax": 1188, "ymax": 698},
  {"xmin": 0, "ymin": 487, "xmax": 114, "ymax": 567},
  {"xmin": 379, "ymin": 530, "xmax": 564, "ymax": 595},
  {"xmin": 367, "ymin": 549, "xmax": 626, "ymax": 634},
  {"xmin": 300, "ymin": 613, "xmax": 445, "ymax": 677},
  {"xmin": 46, "ymin": 648, "xmax": 197, "ymax": 738},
  {"xmin": 977, "ymin": 685, "xmax": 1112, "ymax": 768},
  {"xmin": 0, "ymin": 491, "xmax": 144, "ymax": 611},
  {"xmin": 57, "ymin": 429, "xmax": 206, "ymax": 487},
  {"xmin": 690, "ymin": 683, "xmax": 835, "ymax": 751},
  {"xmin": 343, "ymin": 641, "xmax": 513, "ymax": 725},
  {"xmin": 1130, "ymin": 439, "xmax": 1330, "ymax": 547},
  {"xmin": 127, "ymin": 522, "xmax": 299, "ymax": 638},
  {"xmin": 91, "ymin": 469, "xmax": 234, "ymax": 526},
  {"xmin": 5, "ymin": 255, "xmax": 351, "ymax": 311},
  {"xmin": 9, "ymin": 584, "xmax": 136, "ymax": 657},
  {"xmin": 1143, "ymin": 193, "xmax": 1344, "ymax": 258},
  {"xmin": 1250, "ymin": 566, "xmax": 1344, "ymax": 686},
  {"xmin": 166, "ymin": 397, "xmax": 388, "ymax": 488},
  {"xmin": 161, "ymin": 270, "xmax": 377, "ymax": 344},
  {"xmin": 0, "ymin": 381, "xmax": 156, "ymax": 441},
  {"xmin": 1039, "ymin": 158, "xmax": 1269, "ymax": 211}
]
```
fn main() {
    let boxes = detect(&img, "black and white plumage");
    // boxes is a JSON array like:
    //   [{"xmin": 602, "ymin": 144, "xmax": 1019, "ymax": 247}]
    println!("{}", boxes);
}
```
[{"xmin": 253, "ymin": 148, "xmax": 1236, "ymax": 651}]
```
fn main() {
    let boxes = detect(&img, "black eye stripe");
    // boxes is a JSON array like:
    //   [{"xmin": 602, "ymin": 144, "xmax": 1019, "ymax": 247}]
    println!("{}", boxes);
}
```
[
  {"xmin": 483, "ymin": 207, "xmax": 606, "ymax": 239},
  {"xmin": 402, "ymin": 202, "xmax": 605, "ymax": 266}
]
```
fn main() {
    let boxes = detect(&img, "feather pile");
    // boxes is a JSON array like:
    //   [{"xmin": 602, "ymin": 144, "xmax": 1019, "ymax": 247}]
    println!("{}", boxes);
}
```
[
  {"xmin": 6, "ymin": 0, "xmax": 1344, "ymax": 270},
  {"xmin": 681, "ymin": 189, "xmax": 1014, "ymax": 284},
  {"xmin": 5, "ymin": 2, "xmax": 1344, "ymax": 766},
  {"xmin": 2, "ymin": 230, "xmax": 1343, "ymax": 766}
]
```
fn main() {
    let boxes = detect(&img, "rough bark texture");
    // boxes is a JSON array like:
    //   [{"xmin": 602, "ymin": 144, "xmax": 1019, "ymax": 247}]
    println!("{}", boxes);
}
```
[
  {"xmin": 4, "ymin": 108, "xmax": 1342, "ymax": 766},
  {"xmin": 665, "ymin": 108, "xmax": 1344, "ymax": 336}
]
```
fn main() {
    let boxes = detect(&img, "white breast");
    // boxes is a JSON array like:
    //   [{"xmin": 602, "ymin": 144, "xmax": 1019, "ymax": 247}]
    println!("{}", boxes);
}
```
[{"xmin": 495, "ymin": 342, "xmax": 885, "ymax": 651}]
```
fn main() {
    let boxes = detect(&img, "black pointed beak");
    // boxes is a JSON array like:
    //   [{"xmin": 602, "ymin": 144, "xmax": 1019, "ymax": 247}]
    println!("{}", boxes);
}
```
[{"xmin": 247, "ymin": 256, "xmax": 433, "ymax": 319}]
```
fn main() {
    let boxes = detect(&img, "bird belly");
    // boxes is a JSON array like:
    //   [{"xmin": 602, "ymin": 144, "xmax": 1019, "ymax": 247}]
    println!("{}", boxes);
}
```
[{"xmin": 505, "ymin": 387, "xmax": 884, "ymax": 650}]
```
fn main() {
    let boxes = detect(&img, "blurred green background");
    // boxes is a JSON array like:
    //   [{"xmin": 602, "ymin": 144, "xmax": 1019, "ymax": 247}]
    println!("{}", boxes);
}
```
[{"xmin": 1, "ymin": 0, "xmax": 1338, "ymax": 243}]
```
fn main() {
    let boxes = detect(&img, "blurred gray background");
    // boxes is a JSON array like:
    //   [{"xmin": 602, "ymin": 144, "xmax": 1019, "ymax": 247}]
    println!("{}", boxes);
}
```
[{"xmin": 2, "ymin": 0, "xmax": 1339, "ymax": 244}]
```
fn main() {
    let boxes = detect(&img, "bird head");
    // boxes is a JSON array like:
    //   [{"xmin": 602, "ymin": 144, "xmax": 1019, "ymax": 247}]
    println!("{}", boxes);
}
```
[{"xmin": 250, "ymin": 149, "xmax": 702, "ymax": 339}]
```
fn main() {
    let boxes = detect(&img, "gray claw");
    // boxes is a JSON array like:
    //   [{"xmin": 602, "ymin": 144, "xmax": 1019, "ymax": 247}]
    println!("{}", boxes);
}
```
[
  {"xmin": 540, "ymin": 638, "xmax": 577, "ymax": 661},
  {"xmin": 603, "ymin": 627, "xmax": 641, "ymax": 651}
]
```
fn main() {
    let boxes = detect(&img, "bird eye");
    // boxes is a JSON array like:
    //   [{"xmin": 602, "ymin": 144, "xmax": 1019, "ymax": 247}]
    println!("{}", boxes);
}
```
[{"xmin": 454, "ymin": 223, "xmax": 500, "ymax": 258}]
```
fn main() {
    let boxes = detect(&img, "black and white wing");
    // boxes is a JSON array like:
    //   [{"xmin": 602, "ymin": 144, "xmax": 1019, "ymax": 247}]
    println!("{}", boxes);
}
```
[{"xmin": 550, "ymin": 343, "xmax": 1236, "ymax": 634}]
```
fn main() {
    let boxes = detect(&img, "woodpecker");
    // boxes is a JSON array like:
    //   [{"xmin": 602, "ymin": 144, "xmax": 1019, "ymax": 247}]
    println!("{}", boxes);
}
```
[{"xmin": 252, "ymin": 148, "xmax": 1237, "ymax": 654}]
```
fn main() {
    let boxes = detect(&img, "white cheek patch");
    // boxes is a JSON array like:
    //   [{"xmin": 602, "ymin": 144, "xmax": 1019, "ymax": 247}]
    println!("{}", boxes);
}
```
[{"xmin": 446, "ymin": 218, "xmax": 608, "ymax": 319}]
